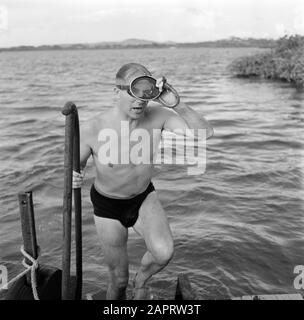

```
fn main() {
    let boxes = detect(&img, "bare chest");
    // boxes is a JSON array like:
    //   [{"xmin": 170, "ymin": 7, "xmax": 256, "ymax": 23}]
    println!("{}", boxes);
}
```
[{"xmin": 91, "ymin": 123, "xmax": 162, "ymax": 166}]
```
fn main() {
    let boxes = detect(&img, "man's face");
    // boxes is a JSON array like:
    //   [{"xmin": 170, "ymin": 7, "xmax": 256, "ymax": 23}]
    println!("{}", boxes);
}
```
[{"xmin": 117, "ymin": 81, "xmax": 149, "ymax": 119}]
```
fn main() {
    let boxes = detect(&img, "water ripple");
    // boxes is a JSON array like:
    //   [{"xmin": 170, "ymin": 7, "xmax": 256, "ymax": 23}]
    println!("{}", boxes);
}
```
[{"xmin": 0, "ymin": 47, "xmax": 303, "ymax": 300}]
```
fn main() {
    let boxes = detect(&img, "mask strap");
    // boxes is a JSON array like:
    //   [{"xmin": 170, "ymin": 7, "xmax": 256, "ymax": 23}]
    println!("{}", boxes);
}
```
[{"xmin": 116, "ymin": 84, "xmax": 129, "ymax": 90}]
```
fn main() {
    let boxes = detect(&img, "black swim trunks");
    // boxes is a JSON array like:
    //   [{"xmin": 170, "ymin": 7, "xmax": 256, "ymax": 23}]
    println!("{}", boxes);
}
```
[{"xmin": 90, "ymin": 182, "xmax": 155, "ymax": 228}]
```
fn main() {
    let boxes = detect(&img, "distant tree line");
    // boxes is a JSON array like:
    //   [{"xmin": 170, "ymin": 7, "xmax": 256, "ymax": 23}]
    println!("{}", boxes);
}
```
[{"xmin": 0, "ymin": 37, "xmax": 277, "ymax": 52}]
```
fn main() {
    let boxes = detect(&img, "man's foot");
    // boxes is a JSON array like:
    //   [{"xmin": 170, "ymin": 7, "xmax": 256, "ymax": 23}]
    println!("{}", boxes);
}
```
[
  {"xmin": 132, "ymin": 272, "xmax": 153, "ymax": 300},
  {"xmin": 132, "ymin": 286, "xmax": 152, "ymax": 300}
]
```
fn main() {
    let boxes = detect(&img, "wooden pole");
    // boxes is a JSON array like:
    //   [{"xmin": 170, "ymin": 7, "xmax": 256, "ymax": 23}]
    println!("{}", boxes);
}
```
[
  {"xmin": 61, "ymin": 102, "xmax": 75, "ymax": 300},
  {"xmin": 61, "ymin": 101, "xmax": 82, "ymax": 300},
  {"xmin": 73, "ymin": 108, "xmax": 82, "ymax": 300},
  {"xmin": 18, "ymin": 191, "xmax": 38, "ymax": 285}
]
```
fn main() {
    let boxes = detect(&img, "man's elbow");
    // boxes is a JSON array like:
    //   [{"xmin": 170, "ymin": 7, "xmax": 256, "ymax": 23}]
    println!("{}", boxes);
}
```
[
  {"xmin": 80, "ymin": 160, "xmax": 87, "ymax": 170},
  {"xmin": 79, "ymin": 145, "xmax": 91, "ymax": 169}
]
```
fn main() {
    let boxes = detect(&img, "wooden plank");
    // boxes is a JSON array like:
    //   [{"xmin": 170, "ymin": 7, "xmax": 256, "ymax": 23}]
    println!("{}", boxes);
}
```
[
  {"xmin": 175, "ymin": 273, "xmax": 198, "ymax": 300},
  {"xmin": 86, "ymin": 290, "xmax": 107, "ymax": 300},
  {"xmin": 18, "ymin": 191, "xmax": 39, "ymax": 285},
  {"xmin": 232, "ymin": 293, "xmax": 303, "ymax": 300}
]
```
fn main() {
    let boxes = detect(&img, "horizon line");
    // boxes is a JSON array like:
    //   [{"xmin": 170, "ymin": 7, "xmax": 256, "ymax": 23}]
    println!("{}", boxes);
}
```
[{"xmin": 0, "ymin": 35, "xmax": 288, "ymax": 50}]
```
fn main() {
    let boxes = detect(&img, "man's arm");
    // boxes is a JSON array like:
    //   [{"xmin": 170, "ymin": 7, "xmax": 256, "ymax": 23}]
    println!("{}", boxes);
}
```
[
  {"xmin": 72, "ymin": 121, "xmax": 92, "ymax": 189},
  {"xmin": 79, "ymin": 121, "xmax": 93, "ymax": 169},
  {"xmin": 163, "ymin": 101, "xmax": 214, "ymax": 139}
]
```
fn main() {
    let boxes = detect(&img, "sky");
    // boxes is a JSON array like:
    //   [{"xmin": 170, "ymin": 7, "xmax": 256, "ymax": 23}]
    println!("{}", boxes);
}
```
[{"xmin": 0, "ymin": 0, "xmax": 304, "ymax": 47}]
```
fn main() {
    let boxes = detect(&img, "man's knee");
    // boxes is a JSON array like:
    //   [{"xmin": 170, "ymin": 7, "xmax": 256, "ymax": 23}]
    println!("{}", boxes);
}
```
[
  {"xmin": 153, "ymin": 240, "xmax": 174, "ymax": 266},
  {"xmin": 109, "ymin": 268, "xmax": 129, "ymax": 289}
]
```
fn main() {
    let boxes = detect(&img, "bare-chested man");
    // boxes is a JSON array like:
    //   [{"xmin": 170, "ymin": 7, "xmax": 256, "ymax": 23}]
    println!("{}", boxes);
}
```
[{"xmin": 73, "ymin": 63, "xmax": 213, "ymax": 300}]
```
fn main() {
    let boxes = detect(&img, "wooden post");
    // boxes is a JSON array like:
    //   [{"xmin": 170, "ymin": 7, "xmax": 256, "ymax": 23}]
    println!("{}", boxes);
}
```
[
  {"xmin": 175, "ymin": 273, "xmax": 198, "ymax": 300},
  {"xmin": 18, "ymin": 191, "xmax": 39, "ymax": 285},
  {"xmin": 73, "ymin": 108, "xmax": 82, "ymax": 300},
  {"xmin": 61, "ymin": 101, "xmax": 82, "ymax": 300},
  {"xmin": 61, "ymin": 102, "xmax": 75, "ymax": 300}
]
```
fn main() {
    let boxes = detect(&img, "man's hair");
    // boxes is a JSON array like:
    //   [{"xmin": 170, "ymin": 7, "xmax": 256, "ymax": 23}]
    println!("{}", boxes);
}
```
[{"xmin": 115, "ymin": 63, "xmax": 151, "ymax": 86}]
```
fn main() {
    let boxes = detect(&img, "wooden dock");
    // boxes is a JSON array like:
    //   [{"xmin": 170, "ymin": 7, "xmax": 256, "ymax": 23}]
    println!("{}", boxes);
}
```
[
  {"xmin": 176, "ymin": 274, "xmax": 304, "ymax": 300},
  {"xmin": 176, "ymin": 275, "xmax": 304, "ymax": 300},
  {"xmin": 232, "ymin": 293, "xmax": 303, "ymax": 300},
  {"xmin": 85, "ymin": 275, "xmax": 303, "ymax": 300}
]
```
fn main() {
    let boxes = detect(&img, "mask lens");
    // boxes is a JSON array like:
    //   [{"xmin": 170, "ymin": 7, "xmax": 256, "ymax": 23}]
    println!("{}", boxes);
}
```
[{"xmin": 130, "ymin": 77, "xmax": 160, "ymax": 100}]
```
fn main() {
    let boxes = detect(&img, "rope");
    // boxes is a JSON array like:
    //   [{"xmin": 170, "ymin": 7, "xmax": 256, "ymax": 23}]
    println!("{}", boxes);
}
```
[{"xmin": 0, "ymin": 246, "xmax": 40, "ymax": 300}]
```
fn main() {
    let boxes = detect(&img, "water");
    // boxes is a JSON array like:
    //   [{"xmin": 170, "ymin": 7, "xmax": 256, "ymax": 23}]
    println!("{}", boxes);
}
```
[{"xmin": 0, "ymin": 47, "xmax": 303, "ymax": 299}]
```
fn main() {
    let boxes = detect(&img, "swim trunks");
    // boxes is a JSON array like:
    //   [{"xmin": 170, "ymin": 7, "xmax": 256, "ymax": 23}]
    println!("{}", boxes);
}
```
[{"xmin": 90, "ymin": 182, "xmax": 155, "ymax": 228}]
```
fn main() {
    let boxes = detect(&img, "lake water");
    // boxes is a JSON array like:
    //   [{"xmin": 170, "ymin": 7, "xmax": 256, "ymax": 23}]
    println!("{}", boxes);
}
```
[{"xmin": 0, "ymin": 47, "xmax": 303, "ymax": 299}]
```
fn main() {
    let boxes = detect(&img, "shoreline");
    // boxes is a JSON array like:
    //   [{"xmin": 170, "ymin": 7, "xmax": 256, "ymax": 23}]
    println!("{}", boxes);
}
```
[{"xmin": 0, "ymin": 37, "xmax": 276, "ymax": 52}]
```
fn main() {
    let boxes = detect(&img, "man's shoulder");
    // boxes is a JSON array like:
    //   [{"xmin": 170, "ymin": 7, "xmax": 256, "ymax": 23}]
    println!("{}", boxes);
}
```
[{"xmin": 146, "ymin": 103, "xmax": 176, "ymax": 120}]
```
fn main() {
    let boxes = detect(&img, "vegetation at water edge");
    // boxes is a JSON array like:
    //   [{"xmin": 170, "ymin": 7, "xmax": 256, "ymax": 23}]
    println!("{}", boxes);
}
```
[{"xmin": 229, "ymin": 35, "xmax": 304, "ymax": 88}]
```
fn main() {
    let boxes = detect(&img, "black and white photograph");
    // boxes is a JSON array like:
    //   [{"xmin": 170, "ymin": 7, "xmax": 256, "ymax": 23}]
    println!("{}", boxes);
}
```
[{"xmin": 0, "ymin": 0, "xmax": 303, "ymax": 309}]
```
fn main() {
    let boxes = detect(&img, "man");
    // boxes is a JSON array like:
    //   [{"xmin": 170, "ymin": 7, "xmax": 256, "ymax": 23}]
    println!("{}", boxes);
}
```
[{"xmin": 73, "ymin": 63, "xmax": 213, "ymax": 300}]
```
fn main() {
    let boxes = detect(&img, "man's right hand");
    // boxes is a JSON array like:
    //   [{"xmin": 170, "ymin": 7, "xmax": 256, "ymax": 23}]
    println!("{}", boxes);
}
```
[{"xmin": 72, "ymin": 169, "xmax": 85, "ymax": 189}]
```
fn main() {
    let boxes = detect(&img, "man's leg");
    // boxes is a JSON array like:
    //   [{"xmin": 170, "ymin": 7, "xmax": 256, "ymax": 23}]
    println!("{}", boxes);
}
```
[
  {"xmin": 132, "ymin": 191, "xmax": 174, "ymax": 298},
  {"xmin": 94, "ymin": 215, "xmax": 129, "ymax": 300}
]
